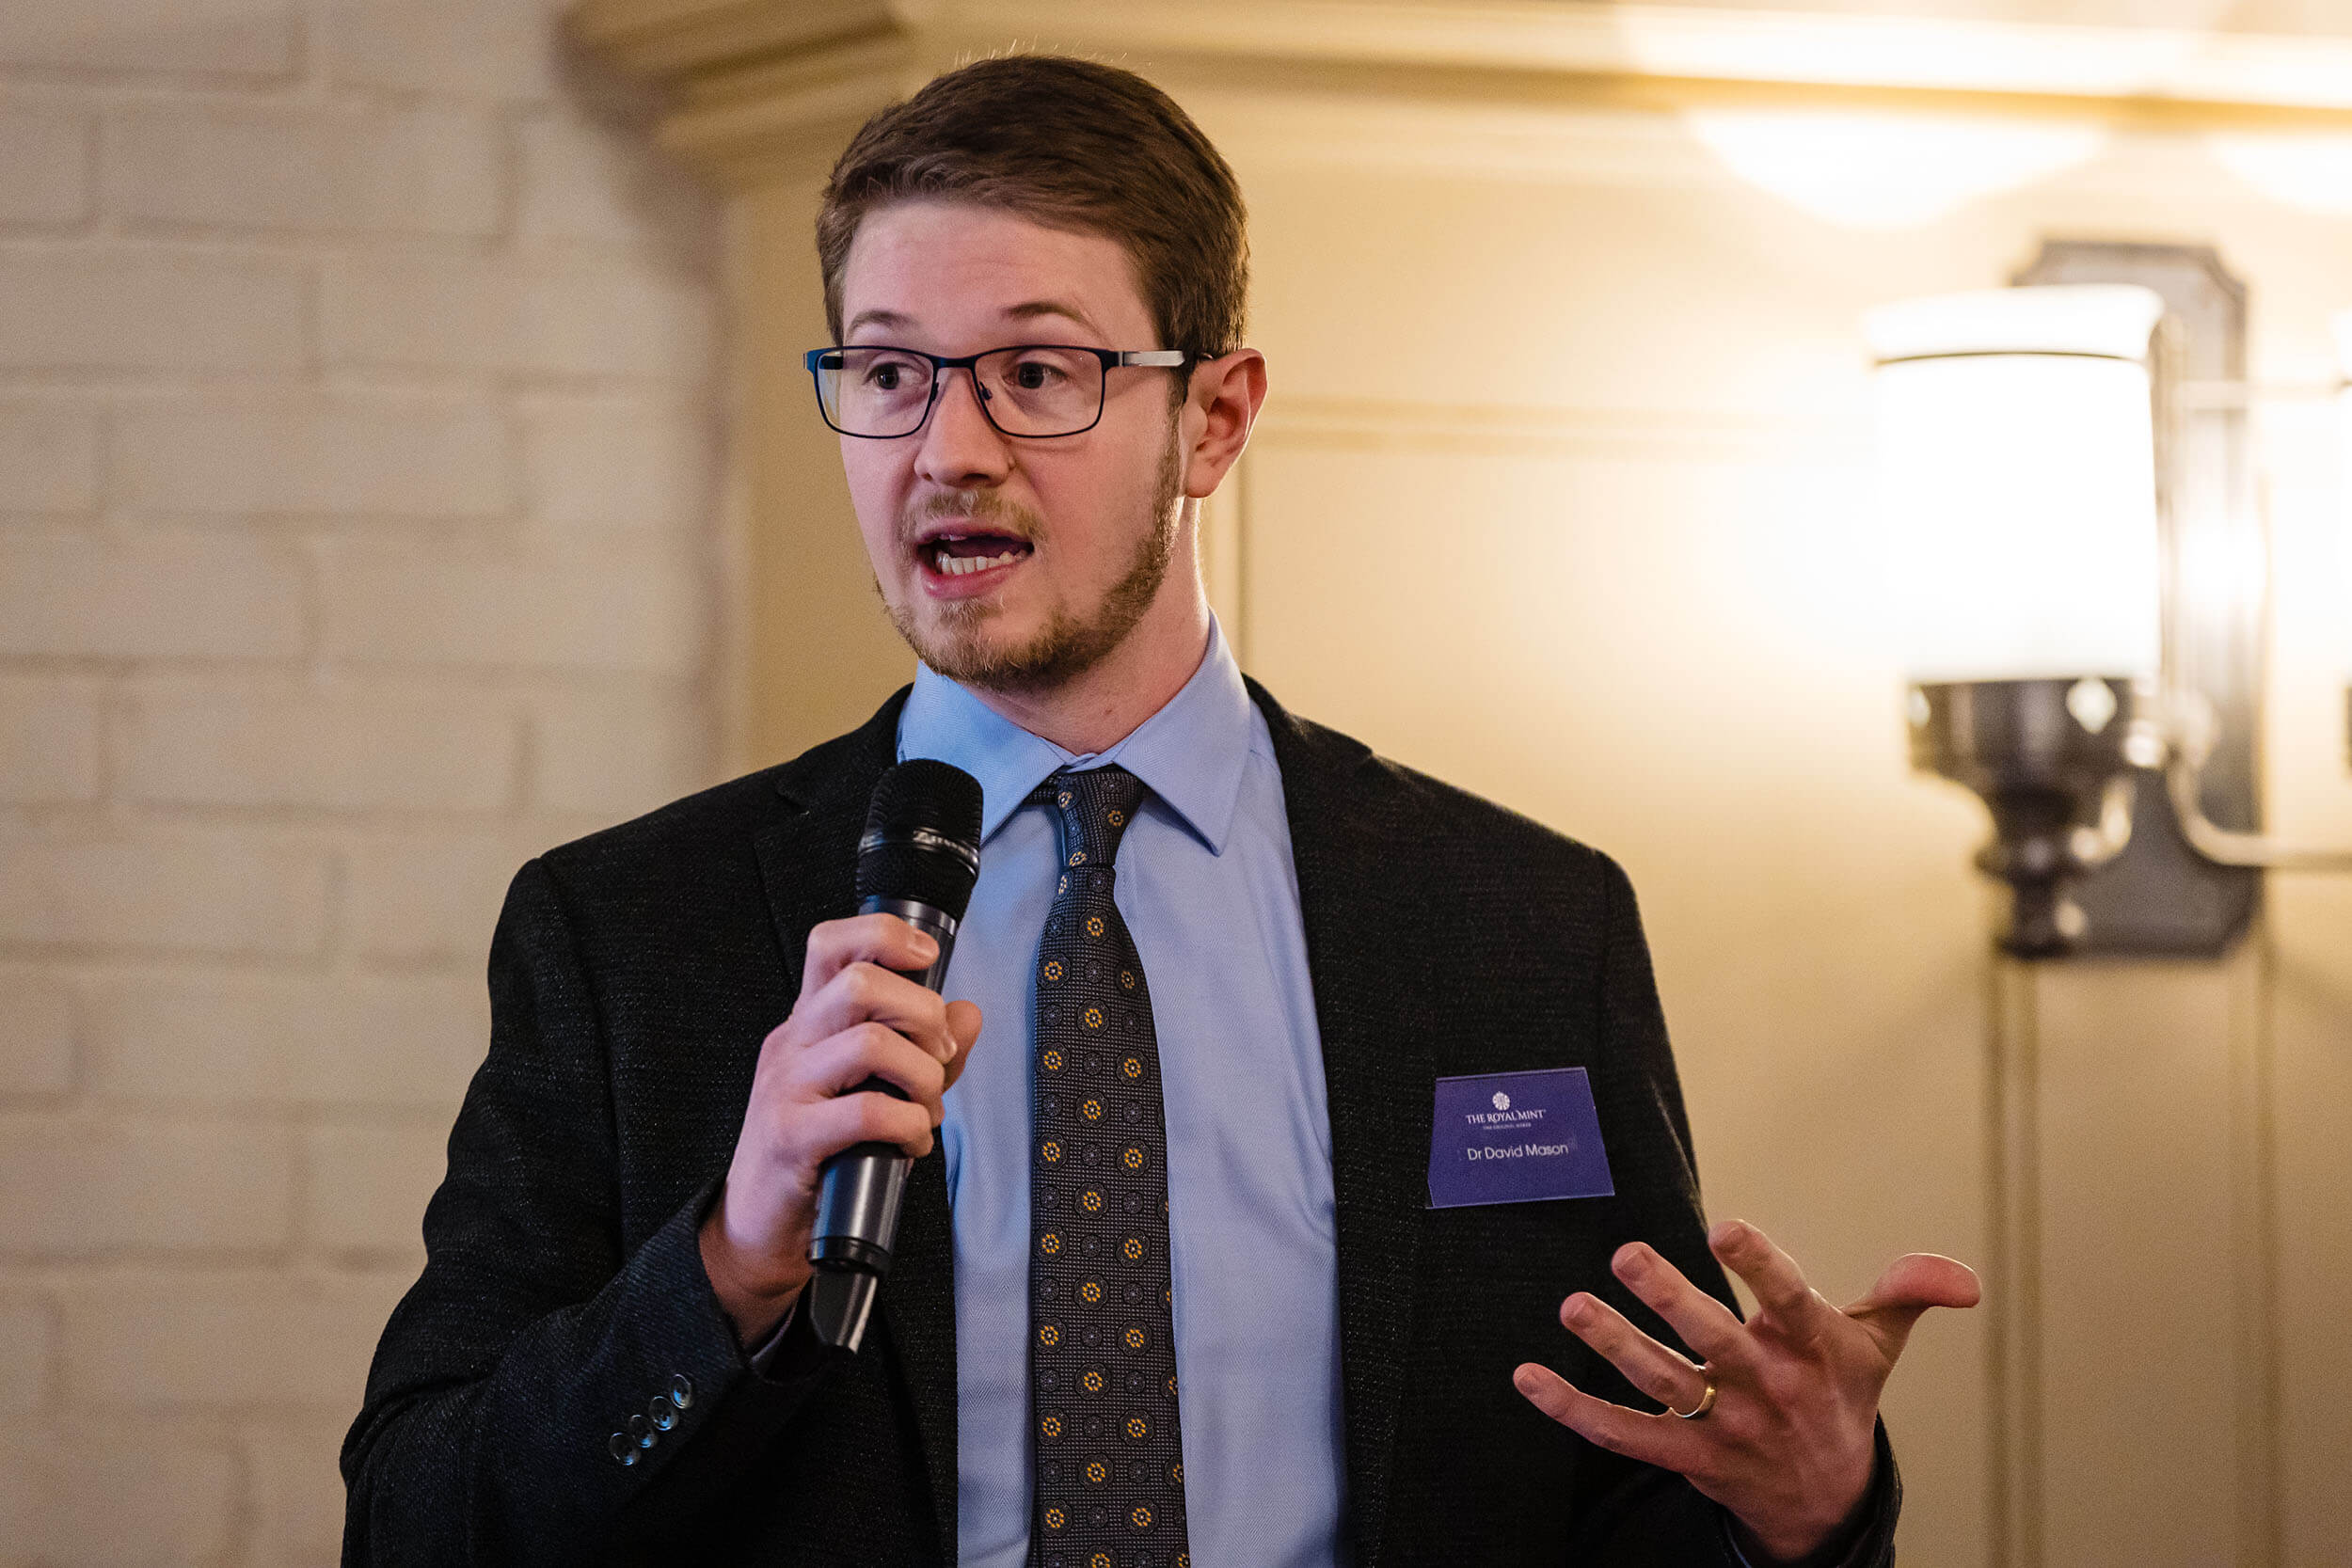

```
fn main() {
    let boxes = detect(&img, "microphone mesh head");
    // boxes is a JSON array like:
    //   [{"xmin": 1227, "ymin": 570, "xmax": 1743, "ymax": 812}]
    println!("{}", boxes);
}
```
[{"xmin": 856, "ymin": 759, "xmax": 984, "ymax": 919}]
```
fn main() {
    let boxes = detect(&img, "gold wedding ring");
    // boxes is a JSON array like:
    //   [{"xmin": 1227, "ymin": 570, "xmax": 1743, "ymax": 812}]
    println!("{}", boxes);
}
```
[{"xmin": 1670, "ymin": 1369, "xmax": 1718, "ymax": 1420}]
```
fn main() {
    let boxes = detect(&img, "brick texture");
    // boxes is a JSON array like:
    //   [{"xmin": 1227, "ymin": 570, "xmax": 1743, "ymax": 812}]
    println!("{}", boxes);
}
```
[
  {"xmin": 326, "ymin": 252, "xmax": 714, "ymax": 380},
  {"xmin": 0, "ymin": 1426, "xmax": 239, "ymax": 1563},
  {"xmin": 520, "ymin": 394, "xmax": 709, "ymax": 532},
  {"xmin": 83, "ymin": 972, "xmax": 487, "ymax": 1107},
  {"xmin": 0, "ymin": 1113, "xmax": 294, "ymax": 1258},
  {"xmin": 0, "ymin": 531, "xmax": 308, "ymax": 659},
  {"xmin": 117, "ymin": 391, "xmax": 511, "ymax": 519},
  {"xmin": 328, "ymin": 0, "xmax": 558, "ymax": 101},
  {"xmin": 247, "ymin": 1418, "xmax": 360, "ymax": 1568},
  {"xmin": 0, "ymin": 397, "xmax": 102, "ymax": 513},
  {"xmin": 0, "ymin": 251, "xmax": 308, "ymax": 372},
  {"xmin": 0, "ymin": 675, "xmax": 103, "ymax": 803},
  {"xmin": 345, "ymin": 830, "xmax": 543, "ymax": 962},
  {"xmin": 0, "ymin": 0, "xmax": 296, "ymax": 77},
  {"xmin": 121, "ymin": 679, "xmax": 519, "ymax": 812},
  {"xmin": 0, "ymin": 1294, "xmax": 54, "ymax": 1414},
  {"xmin": 63, "ymin": 1269, "xmax": 412, "ymax": 1409},
  {"xmin": 111, "ymin": 102, "xmax": 501, "ymax": 238},
  {"xmin": 304, "ymin": 1120, "xmax": 450, "ymax": 1256},
  {"xmin": 319, "ymin": 540, "xmax": 705, "ymax": 672},
  {"xmin": 530, "ymin": 683, "xmax": 707, "ymax": 816},
  {"xmin": 0, "ymin": 104, "xmax": 93, "ymax": 228},
  {"xmin": 0, "ymin": 972, "xmax": 76, "ymax": 1097},
  {"xmin": 0, "ymin": 0, "xmax": 721, "ymax": 1556},
  {"xmin": 0, "ymin": 835, "xmax": 334, "ymax": 956}
]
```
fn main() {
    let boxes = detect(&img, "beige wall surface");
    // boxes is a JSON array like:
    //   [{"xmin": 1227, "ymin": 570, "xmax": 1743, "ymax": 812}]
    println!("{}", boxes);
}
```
[{"xmin": 0, "ymin": 0, "xmax": 724, "ymax": 1560}]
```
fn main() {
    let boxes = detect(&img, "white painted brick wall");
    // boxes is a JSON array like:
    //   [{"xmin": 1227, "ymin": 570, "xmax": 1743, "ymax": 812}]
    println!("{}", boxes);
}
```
[
  {"xmin": 0, "ymin": 0, "xmax": 723, "ymax": 1557},
  {"xmin": 0, "ymin": 251, "xmax": 310, "ymax": 372},
  {"xmin": 117, "ymin": 391, "xmax": 514, "ymax": 519},
  {"xmin": 0, "ymin": 397, "xmax": 103, "ymax": 513}
]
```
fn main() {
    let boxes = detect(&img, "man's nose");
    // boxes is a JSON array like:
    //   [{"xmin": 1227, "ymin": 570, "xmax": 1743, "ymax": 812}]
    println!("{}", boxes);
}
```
[{"xmin": 914, "ymin": 366, "xmax": 1012, "ymax": 487}]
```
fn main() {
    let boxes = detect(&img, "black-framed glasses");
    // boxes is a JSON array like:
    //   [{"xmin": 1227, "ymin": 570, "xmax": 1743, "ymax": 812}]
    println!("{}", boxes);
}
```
[{"xmin": 804, "ymin": 344, "xmax": 1189, "ymax": 439}]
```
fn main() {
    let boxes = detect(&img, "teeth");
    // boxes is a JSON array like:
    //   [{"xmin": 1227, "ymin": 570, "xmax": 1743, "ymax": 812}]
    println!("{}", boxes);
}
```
[{"xmin": 933, "ymin": 549, "xmax": 1023, "ymax": 577}]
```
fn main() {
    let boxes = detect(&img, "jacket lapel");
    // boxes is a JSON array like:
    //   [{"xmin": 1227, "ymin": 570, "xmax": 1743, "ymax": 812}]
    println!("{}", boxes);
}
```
[
  {"xmin": 751, "ymin": 689, "xmax": 961, "ymax": 1560},
  {"xmin": 1248, "ymin": 679, "xmax": 1429, "ymax": 1568}
]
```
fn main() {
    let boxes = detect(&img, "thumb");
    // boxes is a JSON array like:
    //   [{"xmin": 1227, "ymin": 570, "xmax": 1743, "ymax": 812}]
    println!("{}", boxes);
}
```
[
  {"xmin": 1842, "ymin": 1252, "xmax": 1981, "ymax": 1363},
  {"xmin": 942, "ymin": 1000, "xmax": 983, "ymax": 1090}
]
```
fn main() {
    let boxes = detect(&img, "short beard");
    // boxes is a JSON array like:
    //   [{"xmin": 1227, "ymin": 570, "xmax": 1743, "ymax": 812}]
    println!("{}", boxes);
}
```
[{"xmin": 883, "ymin": 434, "xmax": 1184, "ymax": 695}]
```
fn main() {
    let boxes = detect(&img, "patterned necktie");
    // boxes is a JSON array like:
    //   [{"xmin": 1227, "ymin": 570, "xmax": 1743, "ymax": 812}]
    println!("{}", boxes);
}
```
[{"xmin": 1027, "ymin": 765, "xmax": 1189, "ymax": 1568}]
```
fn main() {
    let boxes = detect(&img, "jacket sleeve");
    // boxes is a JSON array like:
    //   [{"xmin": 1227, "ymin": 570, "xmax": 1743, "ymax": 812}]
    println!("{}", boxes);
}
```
[
  {"xmin": 1560, "ymin": 857, "xmax": 1901, "ymax": 1568},
  {"xmin": 340, "ymin": 857, "xmax": 843, "ymax": 1566}
]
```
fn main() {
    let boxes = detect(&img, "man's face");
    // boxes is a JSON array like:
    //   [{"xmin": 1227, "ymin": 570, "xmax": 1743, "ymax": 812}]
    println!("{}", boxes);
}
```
[{"xmin": 834, "ymin": 201, "xmax": 1185, "ymax": 692}]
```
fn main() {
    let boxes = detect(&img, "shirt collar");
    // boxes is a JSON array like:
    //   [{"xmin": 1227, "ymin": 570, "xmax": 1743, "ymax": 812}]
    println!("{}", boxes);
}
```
[{"xmin": 897, "ymin": 615, "xmax": 1254, "ymax": 855}]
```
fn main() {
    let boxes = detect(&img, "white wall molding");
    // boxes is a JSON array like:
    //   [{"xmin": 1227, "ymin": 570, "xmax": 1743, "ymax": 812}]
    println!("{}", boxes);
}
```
[{"xmin": 575, "ymin": 0, "xmax": 2352, "ymax": 138}]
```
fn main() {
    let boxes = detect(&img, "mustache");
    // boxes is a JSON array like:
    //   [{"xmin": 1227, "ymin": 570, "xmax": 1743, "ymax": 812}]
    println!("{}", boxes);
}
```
[{"xmin": 897, "ymin": 491, "xmax": 1043, "ymax": 546}]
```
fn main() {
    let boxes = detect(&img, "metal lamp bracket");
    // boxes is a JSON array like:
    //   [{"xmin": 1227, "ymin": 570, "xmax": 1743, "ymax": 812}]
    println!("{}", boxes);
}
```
[{"xmin": 2007, "ymin": 240, "xmax": 2262, "ymax": 957}]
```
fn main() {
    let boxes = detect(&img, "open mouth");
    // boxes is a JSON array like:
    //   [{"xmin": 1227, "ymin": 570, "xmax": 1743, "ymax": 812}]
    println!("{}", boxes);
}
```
[{"xmin": 919, "ymin": 529, "xmax": 1034, "ymax": 579}]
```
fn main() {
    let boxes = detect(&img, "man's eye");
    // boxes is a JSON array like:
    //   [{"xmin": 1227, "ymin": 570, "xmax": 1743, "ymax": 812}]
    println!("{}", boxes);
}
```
[
  {"xmin": 1010, "ymin": 359, "xmax": 1062, "ymax": 389},
  {"xmin": 866, "ymin": 364, "xmax": 904, "ymax": 389}
]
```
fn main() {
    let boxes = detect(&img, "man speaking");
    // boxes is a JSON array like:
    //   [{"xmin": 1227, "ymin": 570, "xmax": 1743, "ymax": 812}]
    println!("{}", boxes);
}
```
[{"xmin": 342, "ymin": 54, "xmax": 1976, "ymax": 1568}]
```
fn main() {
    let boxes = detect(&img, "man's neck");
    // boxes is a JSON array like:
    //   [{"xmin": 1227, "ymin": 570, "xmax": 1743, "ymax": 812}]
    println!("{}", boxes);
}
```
[{"xmin": 962, "ymin": 584, "xmax": 1213, "ymax": 757}]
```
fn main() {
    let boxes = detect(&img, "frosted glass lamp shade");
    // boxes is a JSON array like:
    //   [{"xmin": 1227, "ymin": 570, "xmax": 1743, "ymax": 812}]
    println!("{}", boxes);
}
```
[{"xmin": 1867, "ymin": 285, "xmax": 2167, "ymax": 684}]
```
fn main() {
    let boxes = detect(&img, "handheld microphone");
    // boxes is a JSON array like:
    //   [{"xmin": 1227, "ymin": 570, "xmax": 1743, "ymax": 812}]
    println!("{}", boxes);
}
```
[{"xmin": 804, "ymin": 758, "xmax": 984, "ymax": 1352}]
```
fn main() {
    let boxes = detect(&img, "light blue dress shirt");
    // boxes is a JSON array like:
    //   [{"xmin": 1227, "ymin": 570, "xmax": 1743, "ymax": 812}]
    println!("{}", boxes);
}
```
[{"xmin": 898, "ymin": 617, "xmax": 1347, "ymax": 1568}]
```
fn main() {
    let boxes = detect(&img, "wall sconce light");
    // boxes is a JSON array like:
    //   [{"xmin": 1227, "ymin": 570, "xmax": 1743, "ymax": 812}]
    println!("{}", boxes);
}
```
[{"xmin": 1875, "ymin": 242, "xmax": 2352, "ymax": 959}]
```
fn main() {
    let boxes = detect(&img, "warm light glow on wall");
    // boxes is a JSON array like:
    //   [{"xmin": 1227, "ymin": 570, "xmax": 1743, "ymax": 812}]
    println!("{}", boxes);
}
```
[
  {"xmin": 2338, "ymin": 309, "xmax": 2352, "ymax": 681},
  {"xmin": 1867, "ymin": 285, "xmax": 2166, "ymax": 683},
  {"xmin": 2206, "ymin": 132, "xmax": 2352, "ymax": 216},
  {"xmin": 1684, "ymin": 110, "xmax": 2104, "ymax": 230}
]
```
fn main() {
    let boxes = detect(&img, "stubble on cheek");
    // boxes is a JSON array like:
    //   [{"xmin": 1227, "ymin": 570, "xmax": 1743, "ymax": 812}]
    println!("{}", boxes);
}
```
[{"xmin": 876, "ymin": 437, "xmax": 1184, "ymax": 695}]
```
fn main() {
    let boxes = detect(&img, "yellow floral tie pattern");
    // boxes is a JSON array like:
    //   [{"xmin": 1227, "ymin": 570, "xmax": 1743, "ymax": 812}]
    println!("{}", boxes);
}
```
[{"xmin": 1028, "ymin": 767, "xmax": 1186, "ymax": 1568}]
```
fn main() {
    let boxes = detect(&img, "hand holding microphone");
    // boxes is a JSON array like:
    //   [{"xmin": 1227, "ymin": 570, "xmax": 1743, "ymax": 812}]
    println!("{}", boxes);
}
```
[{"xmin": 698, "ymin": 761, "xmax": 985, "ymax": 1351}]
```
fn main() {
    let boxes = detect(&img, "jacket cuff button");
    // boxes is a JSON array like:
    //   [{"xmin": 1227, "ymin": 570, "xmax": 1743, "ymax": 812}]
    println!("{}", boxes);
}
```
[
  {"xmin": 608, "ymin": 1433, "xmax": 638, "ymax": 1467},
  {"xmin": 669, "ymin": 1373, "xmax": 694, "ymax": 1410},
  {"xmin": 626, "ymin": 1413, "xmax": 655, "ymax": 1449},
  {"xmin": 648, "ymin": 1394, "xmax": 678, "ymax": 1432}
]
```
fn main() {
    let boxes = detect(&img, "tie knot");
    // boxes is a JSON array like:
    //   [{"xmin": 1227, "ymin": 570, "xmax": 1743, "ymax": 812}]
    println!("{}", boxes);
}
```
[{"xmin": 1032, "ymin": 766, "xmax": 1145, "ymax": 869}]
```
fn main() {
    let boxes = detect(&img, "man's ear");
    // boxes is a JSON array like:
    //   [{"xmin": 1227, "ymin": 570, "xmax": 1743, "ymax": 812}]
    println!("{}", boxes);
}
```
[{"xmin": 1181, "ymin": 349, "xmax": 1267, "ymax": 500}]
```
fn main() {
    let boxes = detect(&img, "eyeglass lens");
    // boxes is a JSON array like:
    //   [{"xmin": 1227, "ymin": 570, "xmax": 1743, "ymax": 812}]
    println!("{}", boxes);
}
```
[{"xmin": 816, "ymin": 347, "xmax": 1108, "ymax": 437}]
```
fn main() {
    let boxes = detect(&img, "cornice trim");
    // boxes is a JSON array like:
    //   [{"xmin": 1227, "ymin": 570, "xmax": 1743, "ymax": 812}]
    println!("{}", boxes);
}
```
[
  {"xmin": 567, "ymin": 0, "xmax": 2352, "ymax": 183},
  {"xmin": 940, "ymin": 0, "xmax": 2352, "ymax": 114},
  {"xmin": 566, "ymin": 0, "xmax": 903, "ymax": 83}
]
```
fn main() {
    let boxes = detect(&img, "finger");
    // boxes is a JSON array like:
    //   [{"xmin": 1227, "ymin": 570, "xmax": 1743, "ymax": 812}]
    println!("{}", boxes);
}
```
[
  {"xmin": 1709, "ymin": 1219, "xmax": 1837, "ymax": 1348},
  {"xmin": 799, "ymin": 961, "xmax": 957, "ymax": 1063},
  {"xmin": 792, "ymin": 1081, "xmax": 938, "ymax": 1163},
  {"xmin": 1559, "ymin": 1292, "xmax": 1708, "ymax": 1413},
  {"xmin": 1843, "ymin": 1253, "xmax": 1982, "ymax": 1362},
  {"xmin": 1613, "ymin": 1242, "xmax": 1754, "ymax": 1370},
  {"xmin": 793, "ymin": 1022, "xmax": 949, "ymax": 1119},
  {"xmin": 940, "ymin": 1000, "xmax": 983, "ymax": 1093},
  {"xmin": 1512, "ymin": 1363, "xmax": 1709, "ymax": 1476},
  {"xmin": 799, "ymin": 914, "xmax": 940, "ymax": 1003}
]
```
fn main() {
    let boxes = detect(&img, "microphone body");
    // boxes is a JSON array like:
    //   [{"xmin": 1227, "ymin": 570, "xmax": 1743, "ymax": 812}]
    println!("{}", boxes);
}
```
[{"xmin": 805, "ymin": 763, "xmax": 983, "ymax": 1352}]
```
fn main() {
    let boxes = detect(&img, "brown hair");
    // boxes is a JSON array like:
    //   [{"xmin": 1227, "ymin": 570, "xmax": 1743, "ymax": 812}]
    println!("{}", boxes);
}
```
[{"xmin": 817, "ymin": 55, "xmax": 1248, "ymax": 362}]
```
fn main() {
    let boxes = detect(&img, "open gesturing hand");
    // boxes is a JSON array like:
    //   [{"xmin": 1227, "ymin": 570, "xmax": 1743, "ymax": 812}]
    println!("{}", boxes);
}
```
[{"xmin": 1513, "ymin": 1220, "xmax": 1979, "ymax": 1564}]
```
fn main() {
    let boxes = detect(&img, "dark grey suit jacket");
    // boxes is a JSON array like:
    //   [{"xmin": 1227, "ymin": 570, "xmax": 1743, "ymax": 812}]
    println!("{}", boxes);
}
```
[{"xmin": 342, "ymin": 681, "xmax": 1898, "ymax": 1565}]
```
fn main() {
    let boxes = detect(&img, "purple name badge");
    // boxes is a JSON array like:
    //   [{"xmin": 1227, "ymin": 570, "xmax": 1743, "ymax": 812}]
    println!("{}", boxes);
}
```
[{"xmin": 1427, "ymin": 1067, "xmax": 1614, "ymax": 1210}]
